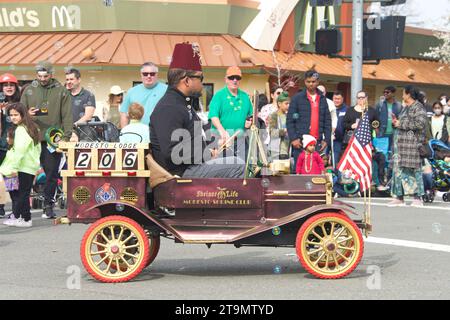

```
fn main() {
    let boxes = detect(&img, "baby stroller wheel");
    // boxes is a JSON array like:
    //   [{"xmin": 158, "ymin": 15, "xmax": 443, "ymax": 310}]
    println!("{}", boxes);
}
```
[
  {"xmin": 32, "ymin": 198, "xmax": 39, "ymax": 209},
  {"xmin": 443, "ymin": 193, "xmax": 450, "ymax": 202},
  {"xmin": 59, "ymin": 197, "xmax": 66, "ymax": 209}
]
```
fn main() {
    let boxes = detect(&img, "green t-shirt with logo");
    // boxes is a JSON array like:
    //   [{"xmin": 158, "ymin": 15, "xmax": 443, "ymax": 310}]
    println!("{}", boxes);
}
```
[
  {"xmin": 208, "ymin": 86, "xmax": 253, "ymax": 135},
  {"xmin": 385, "ymin": 103, "xmax": 393, "ymax": 135}
]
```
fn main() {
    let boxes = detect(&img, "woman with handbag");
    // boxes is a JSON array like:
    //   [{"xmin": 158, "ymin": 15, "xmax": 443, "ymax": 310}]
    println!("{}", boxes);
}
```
[
  {"xmin": 388, "ymin": 85, "xmax": 427, "ymax": 207},
  {"xmin": 0, "ymin": 103, "xmax": 41, "ymax": 227}
]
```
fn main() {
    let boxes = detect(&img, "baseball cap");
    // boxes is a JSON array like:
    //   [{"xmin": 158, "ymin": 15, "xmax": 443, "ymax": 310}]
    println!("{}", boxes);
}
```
[
  {"xmin": 36, "ymin": 60, "xmax": 54, "ymax": 74},
  {"xmin": 226, "ymin": 66, "xmax": 242, "ymax": 77},
  {"xmin": 110, "ymin": 85, "xmax": 124, "ymax": 95}
]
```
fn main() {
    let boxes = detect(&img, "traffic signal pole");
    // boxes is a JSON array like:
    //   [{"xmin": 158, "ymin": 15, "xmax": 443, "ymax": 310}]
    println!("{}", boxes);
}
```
[{"xmin": 351, "ymin": 0, "xmax": 364, "ymax": 106}]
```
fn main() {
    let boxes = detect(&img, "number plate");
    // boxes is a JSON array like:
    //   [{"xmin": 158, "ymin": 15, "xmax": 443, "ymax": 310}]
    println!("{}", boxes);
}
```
[
  {"xmin": 122, "ymin": 150, "xmax": 138, "ymax": 170},
  {"xmin": 74, "ymin": 150, "xmax": 92, "ymax": 169},
  {"xmin": 98, "ymin": 149, "xmax": 116, "ymax": 170}
]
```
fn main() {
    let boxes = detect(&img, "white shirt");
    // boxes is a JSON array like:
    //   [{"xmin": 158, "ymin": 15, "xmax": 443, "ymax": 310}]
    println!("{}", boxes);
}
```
[
  {"xmin": 431, "ymin": 115, "xmax": 445, "ymax": 140},
  {"xmin": 326, "ymin": 98, "xmax": 337, "ymax": 129}
]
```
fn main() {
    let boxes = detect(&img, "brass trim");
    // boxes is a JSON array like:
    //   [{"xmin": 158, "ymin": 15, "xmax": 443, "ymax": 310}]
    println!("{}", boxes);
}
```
[
  {"xmin": 265, "ymin": 193, "xmax": 327, "ymax": 197},
  {"xmin": 265, "ymin": 199, "xmax": 327, "ymax": 202},
  {"xmin": 176, "ymin": 179, "xmax": 193, "ymax": 183},
  {"xmin": 272, "ymin": 190, "xmax": 289, "ymax": 196},
  {"xmin": 72, "ymin": 186, "xmax": 91, "ymax": 205},
  {"xmin": 311, "ymin": 177, "xmax": 327, "ymax": 184},
  {"xmin": 183, "ymin": 240, "xmax": 227, "ymax": 244},
  {"xmin": 120, "ymin": 187, "xmax": 139, "ymax": 203},
  {"xmin": 326, "ymin": 182, "xmax": 333, "ymax": 204}
]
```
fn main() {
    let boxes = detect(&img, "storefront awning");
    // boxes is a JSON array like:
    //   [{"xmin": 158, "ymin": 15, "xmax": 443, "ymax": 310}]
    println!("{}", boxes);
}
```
[{"xmin": 0, "ymin": 31, "xmax": 448, "ymax": 86}]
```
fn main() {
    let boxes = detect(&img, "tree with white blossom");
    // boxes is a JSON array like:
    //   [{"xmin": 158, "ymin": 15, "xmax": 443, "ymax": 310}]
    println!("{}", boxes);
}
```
[{"xmin": 422, "ymin": 20, "xmax": 450, "ymax": 65}]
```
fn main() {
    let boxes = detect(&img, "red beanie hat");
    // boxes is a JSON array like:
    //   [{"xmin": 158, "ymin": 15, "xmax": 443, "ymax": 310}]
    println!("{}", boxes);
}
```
[{"xmin": 169, "ymin": 43, "xmax": 202, "ymax": 71}]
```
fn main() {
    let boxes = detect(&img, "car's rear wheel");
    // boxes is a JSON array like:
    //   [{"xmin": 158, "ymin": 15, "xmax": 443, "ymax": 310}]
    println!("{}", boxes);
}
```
[
  {"xmin": 81, "ymin": 215, "xmax": 150, "ymax": 283},
  {"xmin": 296, "ymin": 212, "xmax": 363, "ymax": 279},
  {"xmin": 146, "ymin": 236, "xmax": 160, "ymax": 267}
]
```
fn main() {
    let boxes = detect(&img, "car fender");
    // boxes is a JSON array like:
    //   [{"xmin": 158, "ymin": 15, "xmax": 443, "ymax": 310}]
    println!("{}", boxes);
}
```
[
  {"xmin": 78, "ymin": 201, "xmax": 184, "ymax": 240},
  {"xmin": 232, "ymin": 203, "xmax": 357, "ymax": 242}
]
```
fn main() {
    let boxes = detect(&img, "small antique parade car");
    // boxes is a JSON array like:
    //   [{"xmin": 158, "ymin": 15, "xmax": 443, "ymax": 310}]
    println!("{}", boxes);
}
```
[{"xmin": 58, "ymin": 140, "xmax": 371, "ymax": 283}]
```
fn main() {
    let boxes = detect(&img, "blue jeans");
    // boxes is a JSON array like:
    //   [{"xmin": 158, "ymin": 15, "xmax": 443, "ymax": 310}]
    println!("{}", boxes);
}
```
[{"xmin": 332, "ymin": 140, "xmax": 343, "ymax": 166}]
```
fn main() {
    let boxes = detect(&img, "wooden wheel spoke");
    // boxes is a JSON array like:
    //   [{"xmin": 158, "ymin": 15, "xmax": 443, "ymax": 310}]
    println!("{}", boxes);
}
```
[
  {"xmin": 114, "ymin": 257, "xmax": 122, "ymax": 273},
  {"xmin": 332, "ymin": 254, "xmax": 341, "ymax": 270},
  {"xmin": 119, "ymin": 256, "xmax": 132, "ymax": 269},
  {"xmin": 123, "ymin": 251, "xmax": 139, "ymax": 259},
  {"xmin": 93, "ymin": 240, "xmax": 108, "ymax": 248},
  {"xmin": 117, "ymin": 226, "xmax": 125, "ymax": 242},
  {"xmin": 306, "ymin": 240, "xmax": 321, "ymax": 246},
  {"xmin": 330, "ymin": 222, "xmax": 336, "ymax": 238},
  {"xmin": 109, "ymin": 226, "xmax": 116, "ymax": 240},
  {"xmin": 336, "ymin": 250, "xmax": 350, "ymax": 262},
  {"xmin": 311, "ymin": 230, "xmax": 324, "ymax": 241},
  {"xmin": 313, "ymin": 252, "xmax": 326, "ymax": 266},
  {"xmin": 90, "ymin": 250, "xmax": 107, "ymax": 256},
  {"xmin": 307, "ymin": 247, "xmax": 324, "ymax": 256},
  {"xmin": 105, "ymin": 257, "xmax": 113, "ymax": 274},
  {"xmin": 338, "ymin": 245, "xmax": 355, "ymax": 252},
  {"xmin": 320, "ymin": 223, "xmax": 328, "ymax": 237},
  {"xmin": 334, "ymin": 226, "xmax": 346, "ymax": 239},
  {"xmin": 123, "ymin": 243, "xmax": 140, "ymax": 249},
  {"xmin": 337, "ymin": 236, "xmax": 353, "ymax": 244},
  {"xmin": 95, "ymin": 254, "xmax": 110, "ymax": 267},
  {"xmin": 100, "ymin": 230, "xmax": 110, "ymax": 243},
  {"xmin": 121, "ymin": 233, "xmax": 134, "ymax": 245}
]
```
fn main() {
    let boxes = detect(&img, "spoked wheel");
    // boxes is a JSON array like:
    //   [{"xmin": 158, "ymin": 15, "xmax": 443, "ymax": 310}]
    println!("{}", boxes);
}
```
[
  {"xmin": 146, "ymin": 236, "xmax": 160, "ymax": 267},
  {"xmin": 443, "ymin": 193, "xmax": 449, "ymax": 202},
  {"xmin": 296, "ymin": 213, "xmax": 364, "ymax": 279},
  {"xmin": 81, "ymin": 215, "xmax": 150, "ymax": 283}
]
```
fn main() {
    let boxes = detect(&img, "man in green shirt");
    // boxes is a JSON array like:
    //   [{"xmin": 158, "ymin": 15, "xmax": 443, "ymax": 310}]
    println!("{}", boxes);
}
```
[{"xmin": 208, "ymin": 66, "xmax": 252, "ymax": 157}]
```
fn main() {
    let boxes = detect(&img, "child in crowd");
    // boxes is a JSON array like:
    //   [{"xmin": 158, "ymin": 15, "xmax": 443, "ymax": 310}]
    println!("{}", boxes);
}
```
[
  {"xmin": 296, "ymin": 134, "xmax": 324, "ymax": 174},
  {"xmin": 0, "ymin": 103, "xmax": 41, "ymax": 228},
  {"xmin": 321, "ymin": 153, "xmax": 333, "ymax": 173},
  {"xmin": 119, "ymin": 103, "xmax": 150, "ymax": 143},
  {"xmin": 267, "ymin": 91, "xmax": 290, "ymax": 160}
]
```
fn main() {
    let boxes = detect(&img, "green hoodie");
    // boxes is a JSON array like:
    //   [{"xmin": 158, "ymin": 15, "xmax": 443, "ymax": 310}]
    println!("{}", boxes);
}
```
[
  {"xmin": 20, "ymin": 78, "xmax": 73, "ymax": 141},
  {"xmin": 0, "ymin": 125, "xmax": 41, "ymax": 176}
]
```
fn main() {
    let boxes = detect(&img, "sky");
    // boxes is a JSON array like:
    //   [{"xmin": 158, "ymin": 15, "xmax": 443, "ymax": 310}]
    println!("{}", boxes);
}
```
[
  {"xmin": 371, "ymin": 0, "xmax": 450, "ymax": 32},
  {"xmin": 257, "ymin": 0, "xmax": 450, "ymax": 32}
]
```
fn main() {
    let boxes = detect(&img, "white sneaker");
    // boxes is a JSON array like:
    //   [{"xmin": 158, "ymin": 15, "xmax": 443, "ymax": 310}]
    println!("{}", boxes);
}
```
[
  {"xmin": 12, "ymin": 218, "xmax": 32, "ymax": 228},
  {"xmin": 3, "ymin": 215, "xmax": 17, "ymax": 225},
  {"xmin": 410, "ymin": 199, "xmax": 424, "ymax": 208},
  {"xmin": 387, "ymin": 199, "xmax": 406, "ymax": 207}
]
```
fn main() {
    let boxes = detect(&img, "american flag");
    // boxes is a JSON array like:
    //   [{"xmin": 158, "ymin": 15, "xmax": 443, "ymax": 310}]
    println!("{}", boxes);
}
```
[{"xmin": 337, "ymin": 112, "xmax": 373, "ymax": 192}]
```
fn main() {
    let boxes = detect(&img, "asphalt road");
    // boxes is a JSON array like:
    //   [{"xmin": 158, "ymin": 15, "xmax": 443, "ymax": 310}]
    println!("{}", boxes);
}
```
[{"xmin": 0, "ymin": 197, "xmax": 449, "ymax": 301}]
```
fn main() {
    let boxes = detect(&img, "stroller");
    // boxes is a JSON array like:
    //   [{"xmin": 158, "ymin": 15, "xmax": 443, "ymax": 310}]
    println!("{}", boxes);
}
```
[
  {"xmin": 422, "ymin": 139, "xmax": 450, "ymax": 203},
  {"xmin": 30, "ymin": 169, "xmax": 66, "ymax": 209}
]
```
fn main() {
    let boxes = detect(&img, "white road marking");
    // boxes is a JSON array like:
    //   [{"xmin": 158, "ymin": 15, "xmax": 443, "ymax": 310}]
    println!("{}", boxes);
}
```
[
  {"xmin": 366, "ymin": 236, "xmax": 450, "ymax": 253},
  {"xmin": 343, "ymin": 200, "xmax": 450, "ymax": 211}
]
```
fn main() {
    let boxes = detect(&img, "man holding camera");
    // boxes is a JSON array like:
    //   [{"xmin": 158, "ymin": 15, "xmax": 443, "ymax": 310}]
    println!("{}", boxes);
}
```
[
  {"xmin": 20, "ymin": 61, "xmax": 73, "ymax": 219},
  {"xmin": 208, "ymin": 66, "xmax": 253, "ymax": 159}
]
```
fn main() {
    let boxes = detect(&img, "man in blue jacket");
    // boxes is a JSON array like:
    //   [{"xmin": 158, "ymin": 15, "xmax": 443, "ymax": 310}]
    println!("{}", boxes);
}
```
[{"xmin": 287, "ymin": 70, "xmax": 332, "ymax": 171}]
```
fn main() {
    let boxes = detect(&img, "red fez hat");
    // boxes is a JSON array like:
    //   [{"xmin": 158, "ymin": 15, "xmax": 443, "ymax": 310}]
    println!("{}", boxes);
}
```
[{"xmin": 169, "ymin": 43, "xmax": 202, "ymax": 72}]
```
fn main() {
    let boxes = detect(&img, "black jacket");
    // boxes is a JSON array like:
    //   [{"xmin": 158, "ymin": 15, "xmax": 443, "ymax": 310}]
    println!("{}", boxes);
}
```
[
  {"xmin": 286, "ymin": 89, "xmax": 331, "ymax": 144},
  {"xmin": 150, "ymin": 87, "xmax": 209, "ymax": 176}
]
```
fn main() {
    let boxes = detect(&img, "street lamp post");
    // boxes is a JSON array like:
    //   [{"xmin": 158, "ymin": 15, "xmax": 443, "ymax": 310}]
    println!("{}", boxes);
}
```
[{"xmin": 351, "ymin": 0, "xmax": 364, "ymax": 106}]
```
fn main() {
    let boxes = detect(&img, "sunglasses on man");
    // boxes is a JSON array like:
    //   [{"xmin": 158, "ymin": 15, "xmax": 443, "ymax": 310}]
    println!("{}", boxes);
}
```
[
  {"xmin": 227, "ymin": 75, "xmax": 242, "ymax": 81},
  {"xmin": 142, "ymin": 72, "xmax": 157, "ymax": 77},
  {"xmin": 188, "ymin": 75, "xmax": 204, "ymax": 82}
]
